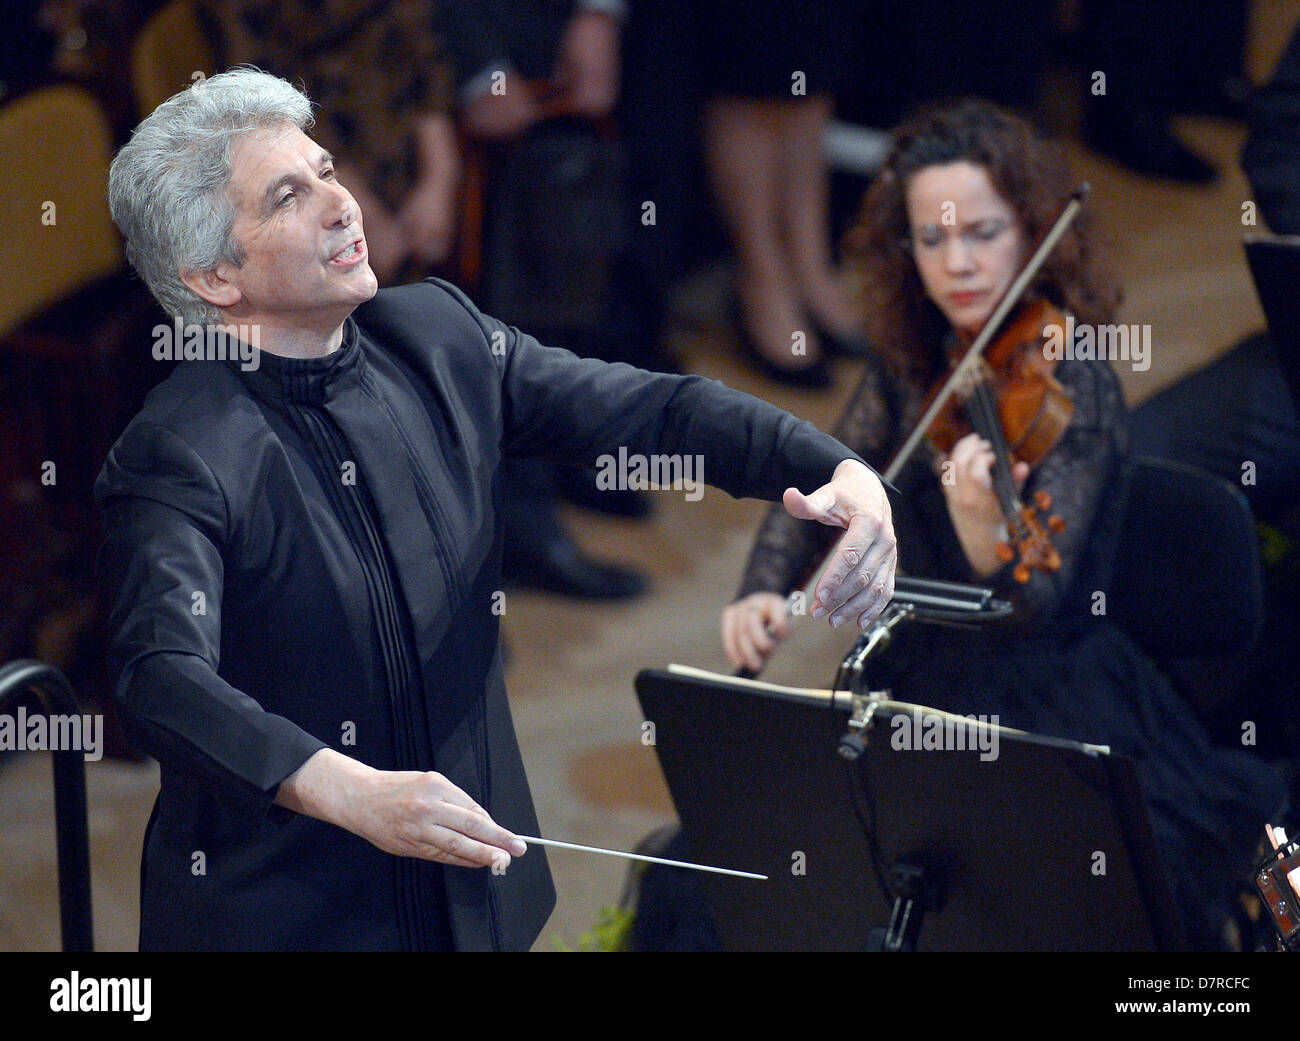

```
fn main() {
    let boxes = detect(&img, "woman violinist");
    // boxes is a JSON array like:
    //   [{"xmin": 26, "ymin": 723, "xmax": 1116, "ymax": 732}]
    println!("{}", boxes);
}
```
[{"xmin": 720, "ymin": 99, "xmax": 1284, "ymax": 950}]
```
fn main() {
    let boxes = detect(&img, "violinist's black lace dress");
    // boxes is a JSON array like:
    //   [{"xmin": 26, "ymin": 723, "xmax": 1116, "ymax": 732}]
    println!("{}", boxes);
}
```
[{"xmin": 735, "ymin": 348, "xmax": 1286, "ymax": 950}]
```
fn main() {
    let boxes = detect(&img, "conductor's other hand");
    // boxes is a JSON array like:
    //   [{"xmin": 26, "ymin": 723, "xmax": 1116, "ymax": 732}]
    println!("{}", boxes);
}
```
[
  {"xmin": 722, "ymin": 592, "xmax": 794, "ymax": 673},
  {"xmin": 783, "ymin": 459, "xmax": 897, "ymax": 630}
]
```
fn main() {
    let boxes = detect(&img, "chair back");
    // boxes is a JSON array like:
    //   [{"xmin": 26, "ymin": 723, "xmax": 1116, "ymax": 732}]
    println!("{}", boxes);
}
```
[
  {"xmin": 130, "ymin": 0, "xmax": 216, "ymax": 116},
  {"xmin": 1109, "ymin": 456, "xmax": 1262, "ymax": 659},
  {"xmin": 0, "ymin": 86, "xmax": 120, "ymax": 340},
  {"xmin": 0, "ymin": 659, "xmax": 93, "ymax": 951}
]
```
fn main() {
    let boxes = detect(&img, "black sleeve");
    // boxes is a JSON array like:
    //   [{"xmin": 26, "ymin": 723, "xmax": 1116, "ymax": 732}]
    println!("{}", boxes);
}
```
[
  {"xmin": 432, "ymin": 279, "xmax": 878, "ymax": 500},
  {"xmin": 95, "ymin": 421, "xmax": 327, "ymax": 821}
]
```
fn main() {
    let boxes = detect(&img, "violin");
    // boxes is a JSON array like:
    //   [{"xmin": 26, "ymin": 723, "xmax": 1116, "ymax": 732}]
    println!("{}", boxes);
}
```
[
  {"xmin": 882, "ymin": 185, "xmax": 1090, "ymax": 583},
  {"xmin": 921, "ymin": 297, "xmax": 1073, "ymax": 582},
  {"xmin": 924, "ymin": 298, "xmax": 1072, "ymax": 468}
]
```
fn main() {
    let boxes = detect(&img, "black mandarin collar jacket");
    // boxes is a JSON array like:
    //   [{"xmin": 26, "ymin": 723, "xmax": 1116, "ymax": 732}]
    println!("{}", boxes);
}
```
[{"xmin": 95, "ymin": 278, "xmax": 864, "ymax": 950}]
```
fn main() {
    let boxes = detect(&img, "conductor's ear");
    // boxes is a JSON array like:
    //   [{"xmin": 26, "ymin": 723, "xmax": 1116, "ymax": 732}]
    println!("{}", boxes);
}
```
[{"xmin": 180, "ymin": 264, "xmax": 242, "ymax": 312}]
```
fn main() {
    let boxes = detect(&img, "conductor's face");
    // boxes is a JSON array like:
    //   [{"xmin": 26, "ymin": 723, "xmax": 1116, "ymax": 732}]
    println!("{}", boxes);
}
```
[{"xmin": 192, "ymin": 123, "xmax": 378, "ymax": 344}]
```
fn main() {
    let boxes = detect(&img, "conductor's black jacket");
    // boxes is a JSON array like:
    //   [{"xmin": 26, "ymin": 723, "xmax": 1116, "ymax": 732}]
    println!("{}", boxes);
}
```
[{"xmin": 95, "ymin": 278, "xmax": 863, "ymax": 950}]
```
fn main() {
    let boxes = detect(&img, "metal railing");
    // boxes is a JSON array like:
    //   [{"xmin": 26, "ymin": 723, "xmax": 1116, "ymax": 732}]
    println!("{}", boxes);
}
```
[{"xmin": 0, "ymin": 659, "xmax": 93, "ymax": 951}]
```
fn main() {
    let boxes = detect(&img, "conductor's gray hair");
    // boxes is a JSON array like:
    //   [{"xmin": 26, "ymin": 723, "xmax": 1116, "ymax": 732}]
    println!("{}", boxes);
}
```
[{"xmin": 108, "ymin": 66, "xmax": 314, "ymax": 326}]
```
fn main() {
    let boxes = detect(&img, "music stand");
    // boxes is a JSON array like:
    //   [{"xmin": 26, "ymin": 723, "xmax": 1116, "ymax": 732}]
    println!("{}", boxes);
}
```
[{"xmin": 634, "ymin": 665, "xmax": 1184, "ymax": 951}]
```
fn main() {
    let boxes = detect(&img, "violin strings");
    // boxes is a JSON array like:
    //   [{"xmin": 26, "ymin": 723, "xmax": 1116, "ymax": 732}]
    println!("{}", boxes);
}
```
[{"xmin": 968, "ymin": 379, "xmax": 1022, "ymax": 523}]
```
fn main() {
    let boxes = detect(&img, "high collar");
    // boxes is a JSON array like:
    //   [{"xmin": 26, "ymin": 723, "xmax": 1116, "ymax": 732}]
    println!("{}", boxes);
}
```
[{"xmin": 230, "ymin": 318, "xmax": 365, "ymax": 405}]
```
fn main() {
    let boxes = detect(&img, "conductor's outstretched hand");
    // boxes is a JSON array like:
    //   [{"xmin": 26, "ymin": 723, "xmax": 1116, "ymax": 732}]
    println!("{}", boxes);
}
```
[
  {"xmin": 722, "ymin": 459, "xmax": 897, "ymax": 673},
  {"xmin": 784, "ymin": 458, "xmax": 897, "ymax": 630}
]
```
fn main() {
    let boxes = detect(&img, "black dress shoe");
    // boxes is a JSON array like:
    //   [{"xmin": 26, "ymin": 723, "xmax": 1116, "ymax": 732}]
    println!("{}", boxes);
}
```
[
  {"xmin": 1084, "ymin": 106, "xmax": 1218, "ymax": 185},
  {"xmin": 555, "ymin": 465, "xmax": 654, "ymax": 519},
  {"xmin": 503, "ymin": 536, "xmax": 649, "ymax": 600},
  {"xmin": 729, "ymin": 295, "xmax": 833, "ymax": 390}
]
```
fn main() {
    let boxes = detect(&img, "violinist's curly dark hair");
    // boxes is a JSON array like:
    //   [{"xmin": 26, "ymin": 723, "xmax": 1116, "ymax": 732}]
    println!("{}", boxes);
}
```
[{"xmin": 842, "ymin": 98, "xmax": 1121, "ymax": 379}]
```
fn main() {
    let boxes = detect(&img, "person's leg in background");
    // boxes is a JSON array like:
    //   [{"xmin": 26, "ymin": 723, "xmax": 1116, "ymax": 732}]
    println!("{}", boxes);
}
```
[
  {"xmin": 1080, "ymin": 0, "xmax": 1220, "ymax": 183},
  {"xmin": 704, "ymin": 95, "xmax": 831, "ymax": 383},
  {"xmin": 775, "ymin": 93, "xmax": 870, "ymax": 354}
]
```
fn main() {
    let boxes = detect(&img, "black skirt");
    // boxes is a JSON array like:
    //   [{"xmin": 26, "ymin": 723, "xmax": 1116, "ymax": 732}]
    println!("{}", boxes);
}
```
[{"xmin": 695, "ymin": 0, "xmax": 862, "ymax": 98}]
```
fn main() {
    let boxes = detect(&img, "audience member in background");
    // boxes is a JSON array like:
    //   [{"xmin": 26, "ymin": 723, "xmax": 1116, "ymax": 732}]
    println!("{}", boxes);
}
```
[
  {"xmin": 694, "ymin": 0, "xmax": 873, "ymax": 388},
  {"xmin": 1242, "ymin": 23, "xmax": 1300, "ymax": 237},
  {"xmin": 439, "ymin": 0, "xmax": 655, "ymax": 597},
  {"xmin": 1079, "ymin": 0, "xmax": 1251, "ymax": 184}
]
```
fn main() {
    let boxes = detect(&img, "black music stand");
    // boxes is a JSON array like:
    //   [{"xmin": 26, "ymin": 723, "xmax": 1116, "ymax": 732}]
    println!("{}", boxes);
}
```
[{"xmin": 634, "ymin": 666, "xmax": 1184, "ymax": 951}]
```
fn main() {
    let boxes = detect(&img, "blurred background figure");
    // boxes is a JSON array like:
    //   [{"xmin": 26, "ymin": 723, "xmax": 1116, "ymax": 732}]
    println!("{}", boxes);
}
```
[
  {"xmin": 0, "ymin": 1, "xmax": 61, "ymax": 105},
  {"xmin": 441, "ymin": 0, "xmax": 694, "ymax": 379},
  {"xmin": 1242, "ymin": 22, "xmax": 1300, "ymax": 234},
  {"xmin": 437, "ymin": 0, "xmax": 653, "ymax": 600},
  {"xmin": 1079, "ymin": 0, "xmax": 1251, "ymax": 183},
  {"xmin": 695, "ymin": 0, "xmax": 873, "ymax": 388}
]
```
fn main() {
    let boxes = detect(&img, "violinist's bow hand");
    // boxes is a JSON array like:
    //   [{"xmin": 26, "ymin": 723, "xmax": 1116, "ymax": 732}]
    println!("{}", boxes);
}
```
[{"xmin": 783, "ymin": 458, "xmax": 898, "ymax": 629}]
